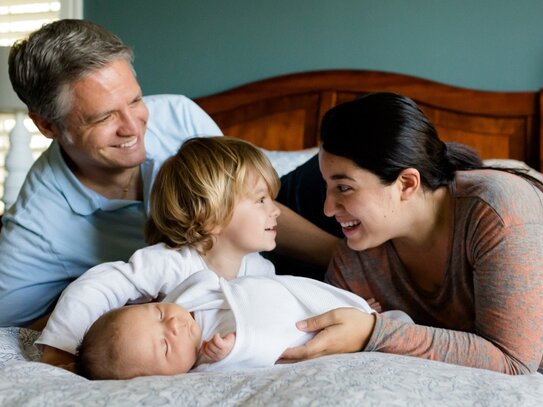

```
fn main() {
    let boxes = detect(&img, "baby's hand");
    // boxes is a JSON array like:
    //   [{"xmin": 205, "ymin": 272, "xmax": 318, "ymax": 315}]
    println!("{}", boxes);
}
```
[{"xmin": 196, "ymin": 332, "xmax": 236, "ymax": 365}]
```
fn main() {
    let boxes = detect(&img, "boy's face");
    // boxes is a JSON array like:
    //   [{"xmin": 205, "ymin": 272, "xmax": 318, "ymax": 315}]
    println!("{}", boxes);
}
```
[
  {"xmin": 218, "ymin": 173, "xmax": 281, "ymax": 255},
  {"xmin": 115, "ymin": 302, "xmax": 201, "ymax": 378}
]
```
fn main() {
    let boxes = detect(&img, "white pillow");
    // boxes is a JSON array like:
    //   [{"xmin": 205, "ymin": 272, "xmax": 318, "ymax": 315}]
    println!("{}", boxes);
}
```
[{"xmin": 261, "ymin": 147, "xmax": 319, "ymax": 177}]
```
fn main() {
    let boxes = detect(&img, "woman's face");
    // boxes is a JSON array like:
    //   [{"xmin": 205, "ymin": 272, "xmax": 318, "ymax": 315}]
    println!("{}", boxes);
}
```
[{"xmin": 319, "ymin": 149, "xmax": 401, "ymax": 251}]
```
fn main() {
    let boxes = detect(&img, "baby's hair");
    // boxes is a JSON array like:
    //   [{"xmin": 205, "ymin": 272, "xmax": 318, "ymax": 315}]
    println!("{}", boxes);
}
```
[
  {"xmin": 145, "ymin": 136, "xmax": 280, "ymax": 253},
  {"xmin": 76, "ymin": 308, "xmax": 127, "ymax": 380}
]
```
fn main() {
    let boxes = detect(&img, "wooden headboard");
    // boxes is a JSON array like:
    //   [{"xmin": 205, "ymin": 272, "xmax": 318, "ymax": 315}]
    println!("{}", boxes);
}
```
[{"xmin": 196, "ymin": 70, "xmax": 542, "ymax": 171}]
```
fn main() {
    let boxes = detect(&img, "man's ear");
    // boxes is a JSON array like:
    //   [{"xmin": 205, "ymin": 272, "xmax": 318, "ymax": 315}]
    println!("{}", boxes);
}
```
[
  {"xmin": 29, "ymin": 112, "xmax": 58, "ymax": 140},
  {"xmin": 397, "ymin": 168, "xmax": 420, "ymax": 201}
]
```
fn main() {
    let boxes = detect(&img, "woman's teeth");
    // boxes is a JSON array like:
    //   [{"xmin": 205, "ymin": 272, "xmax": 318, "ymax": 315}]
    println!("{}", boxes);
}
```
[{"xmin": 340, "ymin": 220, "xmax": 361, "ymax": 229}]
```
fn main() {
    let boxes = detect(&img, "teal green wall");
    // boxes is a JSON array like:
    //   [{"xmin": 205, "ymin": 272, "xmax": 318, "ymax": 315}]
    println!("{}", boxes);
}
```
[{"xmin": 84, "ymin": 0, "xmax": 543, "ymax": 98}]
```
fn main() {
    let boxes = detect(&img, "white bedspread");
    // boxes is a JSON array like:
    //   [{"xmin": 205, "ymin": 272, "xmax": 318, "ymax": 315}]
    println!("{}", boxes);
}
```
[{"xmin": 1, "ymin": 327, "xmax": 542, "ymax": 406}]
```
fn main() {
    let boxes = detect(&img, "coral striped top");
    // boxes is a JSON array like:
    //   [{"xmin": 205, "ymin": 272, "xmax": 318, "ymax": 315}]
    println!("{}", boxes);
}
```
[{"xmin": 326, "ymin": 170, "xmax": 543, "ymax": 375}]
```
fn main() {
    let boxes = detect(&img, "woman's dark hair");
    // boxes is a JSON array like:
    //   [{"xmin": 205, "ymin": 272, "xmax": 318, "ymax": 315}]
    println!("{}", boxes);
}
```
[{"xmin": 320, "ymin": 93, "xmax": 483, "ymax": 190}]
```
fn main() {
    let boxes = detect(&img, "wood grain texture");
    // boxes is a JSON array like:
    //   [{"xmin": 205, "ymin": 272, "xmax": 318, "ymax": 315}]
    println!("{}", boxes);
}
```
[{"xmin": 196, "ymin": 70, "xmax": 541, "ymax": 170}]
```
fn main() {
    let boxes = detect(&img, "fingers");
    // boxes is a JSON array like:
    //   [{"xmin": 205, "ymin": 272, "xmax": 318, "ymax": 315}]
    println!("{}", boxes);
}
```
[
  {"xmin": 295, "ymin": 309, "xmax": 340, "ymax": 332},
  {"xmin": 280, "ymin": 329, "xmax": 334, "ymax": 362},
  {"xmin": 280, "ymin": 308, "xmax": 376, "ymax": 362},
  {"xmin": 202, "ymin": 332, "xmax": 235, "ymax": 361}
]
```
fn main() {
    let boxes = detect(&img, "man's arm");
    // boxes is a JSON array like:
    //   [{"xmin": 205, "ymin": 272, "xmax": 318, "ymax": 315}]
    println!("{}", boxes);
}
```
[{"xmin": 275, "ymin": 203, "xmax": 339, "ymax": 268}]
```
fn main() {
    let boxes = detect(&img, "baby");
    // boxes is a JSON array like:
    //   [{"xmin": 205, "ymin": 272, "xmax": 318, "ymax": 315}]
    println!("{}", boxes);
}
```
[{"xmin": 77, "ymin": 269, "xmax": 412, "ymax": 379}]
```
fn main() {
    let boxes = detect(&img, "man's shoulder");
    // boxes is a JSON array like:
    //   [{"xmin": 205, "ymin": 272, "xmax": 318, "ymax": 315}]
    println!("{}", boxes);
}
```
[{"xmin": 143, "ymin": 94, "xmax": 221, "ymax": 157}]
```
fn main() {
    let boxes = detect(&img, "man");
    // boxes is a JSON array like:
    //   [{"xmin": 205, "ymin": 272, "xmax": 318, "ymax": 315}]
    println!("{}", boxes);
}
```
[{"xmin": 0, "ymin": 20, "xmax": 337, "ymax": 340}]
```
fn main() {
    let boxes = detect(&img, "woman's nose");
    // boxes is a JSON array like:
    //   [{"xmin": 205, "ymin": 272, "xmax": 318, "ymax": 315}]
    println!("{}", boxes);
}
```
[{"xmin": 323, "ymin": 193, "xmax": 336, "ymax": 217}]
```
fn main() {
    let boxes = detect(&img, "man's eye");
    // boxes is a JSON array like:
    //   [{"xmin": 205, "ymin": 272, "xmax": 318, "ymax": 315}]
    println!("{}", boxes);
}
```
[
  {"xmin": 337, "ymin": 185, "xmax": 351, "ymax": 192},
  {"xmin": 93, "ymin": 115, "xmax": 111, "ymax": 124}
]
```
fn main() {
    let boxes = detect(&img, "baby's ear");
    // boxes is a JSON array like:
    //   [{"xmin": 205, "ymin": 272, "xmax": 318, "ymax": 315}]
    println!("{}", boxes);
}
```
[{"xmin": 397, "ymin": 168, "xmax": 420, "ymax": 201}]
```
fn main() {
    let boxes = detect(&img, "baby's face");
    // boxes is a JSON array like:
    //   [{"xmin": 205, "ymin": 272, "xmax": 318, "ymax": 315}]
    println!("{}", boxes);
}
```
[{"xmin": 116, "ymin": 302, "xmax": 202, "ymax": 377}]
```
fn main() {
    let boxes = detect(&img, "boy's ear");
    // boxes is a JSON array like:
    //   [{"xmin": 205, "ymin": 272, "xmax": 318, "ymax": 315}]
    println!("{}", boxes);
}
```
[
  {"xmin": 207, "ymin": 223, "xmax": 223, "ymax": 235},
  {"xmin": 29, "ymin": 112, "xmax": 58, "ymax": 140},
  {"xmin": 397, "ymin": 168, "xmax": 420, "ymax": 201}
]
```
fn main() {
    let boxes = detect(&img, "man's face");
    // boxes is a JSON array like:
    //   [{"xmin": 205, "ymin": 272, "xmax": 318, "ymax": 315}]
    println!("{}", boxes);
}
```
[{"xmin": 58, "ymin": 59, "xmax": 149, "ymax": 177}]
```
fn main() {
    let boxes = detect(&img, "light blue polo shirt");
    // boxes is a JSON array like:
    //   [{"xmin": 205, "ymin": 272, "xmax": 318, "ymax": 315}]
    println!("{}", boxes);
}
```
[{"xmin": 0, "ymin": 95, "xmax": 222, "ymax": 326}]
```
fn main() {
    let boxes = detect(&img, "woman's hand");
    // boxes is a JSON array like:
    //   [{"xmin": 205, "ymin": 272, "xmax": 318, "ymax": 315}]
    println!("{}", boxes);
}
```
[
  {"xmin": 196, "ymin": 332, "xmax": 236, "ymax": 365},
  {"xmin": 279, "ymin": 307, "xmax": 376, "ymax": 362}
]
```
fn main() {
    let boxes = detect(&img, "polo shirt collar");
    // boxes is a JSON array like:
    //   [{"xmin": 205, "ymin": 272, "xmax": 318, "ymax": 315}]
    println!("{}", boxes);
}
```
[{"xmin": 49, "ymin": 141, "xmax": 143, "ymax": 215}]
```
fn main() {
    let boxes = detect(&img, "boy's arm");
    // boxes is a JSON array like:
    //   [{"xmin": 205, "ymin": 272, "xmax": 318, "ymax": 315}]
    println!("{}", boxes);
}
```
[
  {"xmin": 41, "ymin": 345, "xmax": 76, "ymax": 371},
  {"xmin": 38, "ymin": 245, "xmax": 194, "ymax": 357},
  {"xmin": 195, "ymin": 332, "xmax": 236, "ymax": 366}
]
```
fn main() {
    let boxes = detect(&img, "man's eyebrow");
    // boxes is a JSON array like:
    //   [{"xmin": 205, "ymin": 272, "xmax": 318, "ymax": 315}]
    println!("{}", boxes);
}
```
[{"xmin": 81, "ymin": 109, "xmax": 115, "ymax": 124}]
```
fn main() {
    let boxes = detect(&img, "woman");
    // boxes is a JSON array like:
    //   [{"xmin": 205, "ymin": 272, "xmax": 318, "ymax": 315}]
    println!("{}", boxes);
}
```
[{"xmin": 281, "ymin": 93, "xmax": 543, "ymax": 375}]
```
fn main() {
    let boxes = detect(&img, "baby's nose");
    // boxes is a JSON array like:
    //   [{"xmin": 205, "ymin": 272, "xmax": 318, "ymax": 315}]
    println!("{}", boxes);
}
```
[{"xmin": 167, "ymin": 316, "xmax": 179, "ymax": 335}]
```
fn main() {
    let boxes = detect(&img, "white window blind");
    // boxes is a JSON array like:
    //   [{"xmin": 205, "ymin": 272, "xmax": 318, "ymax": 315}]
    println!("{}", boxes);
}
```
[{"xmin": 0, "ymin": 0, "xmax": 82, "ymax": 214}]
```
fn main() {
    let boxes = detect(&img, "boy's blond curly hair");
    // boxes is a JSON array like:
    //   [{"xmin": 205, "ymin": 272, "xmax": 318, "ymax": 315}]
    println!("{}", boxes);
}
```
[{"xmin": 145, "ymin": 136, "xmax": 280, "ymax": 254}]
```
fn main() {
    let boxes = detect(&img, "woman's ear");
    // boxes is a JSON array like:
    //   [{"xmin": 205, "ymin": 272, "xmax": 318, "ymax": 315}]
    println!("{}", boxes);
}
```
[
  {"xmin": 397, "ymin": 168, "xmax": 420, "ymax": 201},
  {"xmin": 29, "ymin": 112, "xmax": 58, "ymax": 140}
]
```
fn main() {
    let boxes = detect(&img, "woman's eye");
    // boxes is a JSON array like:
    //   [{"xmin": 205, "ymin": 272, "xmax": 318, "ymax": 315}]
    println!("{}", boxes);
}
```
[
  {"xmin": 337, "ymin": 185, "xmax": 351, "ymax": 193},
  {"xmin": 258, "ymin": 197, "xmax": 265, "ymax": 203}
]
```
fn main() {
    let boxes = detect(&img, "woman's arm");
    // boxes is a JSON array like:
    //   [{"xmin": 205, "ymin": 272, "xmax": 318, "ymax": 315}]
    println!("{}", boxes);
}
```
[
  {"xmin": 280, "ymin": 308, "xmax": 375, "ymax": 361},
  {"xmin": 283, "ymin": 223, "xmax": 543, "ymax": 374}
]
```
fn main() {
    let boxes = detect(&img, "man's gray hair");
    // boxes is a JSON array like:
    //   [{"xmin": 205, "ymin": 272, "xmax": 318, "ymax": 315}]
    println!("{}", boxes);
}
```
[{"xmin": 8, "ymin": 19, "xmax": 134, "ymax": 126}]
